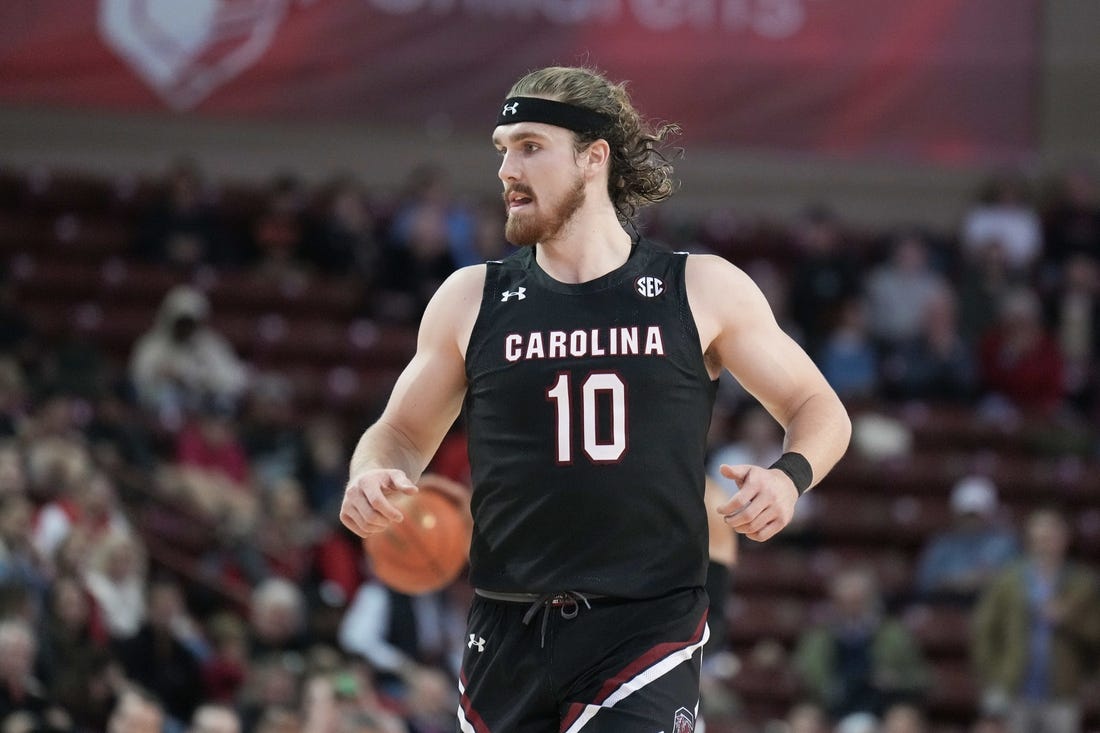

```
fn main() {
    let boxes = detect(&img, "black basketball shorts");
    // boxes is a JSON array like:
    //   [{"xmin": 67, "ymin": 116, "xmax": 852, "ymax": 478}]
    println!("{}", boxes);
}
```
[{"xmin": 457, "ymin": 587, "xmax": 709, "ymax": 733}]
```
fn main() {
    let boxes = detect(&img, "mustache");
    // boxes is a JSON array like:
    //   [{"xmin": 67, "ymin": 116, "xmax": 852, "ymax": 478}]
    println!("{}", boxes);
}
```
[{"xmin": 502, "ymin": 184, "xmax": 535, "ymax": 205}]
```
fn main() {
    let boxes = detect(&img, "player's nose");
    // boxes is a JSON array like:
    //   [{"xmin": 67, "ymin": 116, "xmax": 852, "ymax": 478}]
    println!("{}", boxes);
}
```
[{"xmin": 498, "ymin": 150, "xmax": 521, "ymax": 184}]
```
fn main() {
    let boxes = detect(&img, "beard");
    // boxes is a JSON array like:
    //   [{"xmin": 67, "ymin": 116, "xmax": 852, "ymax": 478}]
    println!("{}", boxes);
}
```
[{"xmin": 504, "ymin": 174, "xmax": 586, "ymax": 247}]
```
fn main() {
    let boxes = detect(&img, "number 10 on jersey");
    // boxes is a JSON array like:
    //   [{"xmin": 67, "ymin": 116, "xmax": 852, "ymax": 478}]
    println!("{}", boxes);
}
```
[{"xmin": 546, "ymin": 372, "xmax": 627, "ymax": 464}]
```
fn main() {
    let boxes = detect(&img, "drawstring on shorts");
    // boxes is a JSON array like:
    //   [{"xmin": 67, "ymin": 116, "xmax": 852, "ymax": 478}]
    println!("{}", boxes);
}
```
[
  {"xmin": 521, "ymin": 592, "xmax": 592, "ymax": 648},
  {"xmin": 474, "ymin": 588, "xmax": 601, "ymax": 648}
]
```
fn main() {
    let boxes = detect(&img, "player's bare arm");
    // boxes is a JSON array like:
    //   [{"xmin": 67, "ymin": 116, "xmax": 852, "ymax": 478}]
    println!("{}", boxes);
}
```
[
  {"xmin": 687, "ymin": 254, "xmax": 851, "ymax": 542},
  {"xmin": 340, "ymin": 265, "xmax": 485, "ymax": 538}
]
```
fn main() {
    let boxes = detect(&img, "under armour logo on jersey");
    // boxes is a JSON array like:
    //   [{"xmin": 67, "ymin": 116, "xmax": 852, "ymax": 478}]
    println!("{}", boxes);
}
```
[
  {"xmin": 468, "ymin": 634, "xmax": 486, "ymax": 652},
  {"xmin": 502, "ymin": 102, "xmax": 519, "ymax": 115},
  {"xmin": 501, "ymin": 287, "xmax": 527, "ymax": 302},
  {"xmin": 635, "ymin": 276, "xmax": 665, "ymax": 298}
]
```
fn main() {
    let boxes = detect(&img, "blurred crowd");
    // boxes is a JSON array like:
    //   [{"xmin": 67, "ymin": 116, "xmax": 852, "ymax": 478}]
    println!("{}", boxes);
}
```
[{"xmin": 1, "ymin": 157, "xmax": 1100, "ymax": 733}]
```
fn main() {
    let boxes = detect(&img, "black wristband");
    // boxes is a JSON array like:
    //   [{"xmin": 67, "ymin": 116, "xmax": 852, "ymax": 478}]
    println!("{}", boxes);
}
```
[{"xmin": 769, "ymin": 452, "xmax": 813, "ymax": 496}]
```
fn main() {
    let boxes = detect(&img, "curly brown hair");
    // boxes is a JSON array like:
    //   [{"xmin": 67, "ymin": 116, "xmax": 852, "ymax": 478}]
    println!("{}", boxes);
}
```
[{"xmin": 507, "ymin": 66, "xmax": 679, "ymax": 220}]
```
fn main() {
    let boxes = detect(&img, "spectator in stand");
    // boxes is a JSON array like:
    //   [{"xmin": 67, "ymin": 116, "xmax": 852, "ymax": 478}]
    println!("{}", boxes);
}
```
[
  {"xmin": 793, "ymin": 567, "xmax": 929, "ymax": 718},
  {"xmin": 188, "ymin": 703, "xmax": 241, "ymax": 733},
  {"xmin": 51, "ymin": 529, "xmax": 94, "ymax": 583},
  {"xmin": 0, "ymin": 442, "xmax": 25, "ymax": 497},
  {"xmin": 818, "ymin": 298, "xmax": 879, "ymax": 401},
  {"xmin": 200, "ymin": 613, "xmax": 249, "ymax": 705},
  {"xmin": 249, "ymin": 578, "xmax": 310, "ymax": 659},
  {"xmin": 882, "ymin": 286, "xmax": 977, "ymax": 403},
  {"xmin": 172, "ymin": 399, "xmax": 256, "ymax": 531},
  {"xmin": 469, "ymin": 198, "xmax": 512, "ymax": 264},
  {"xmin": 403, "ymin": 666, "xmax": 456, "ymax": 733},
  {"xmin": 880, "ymin": 703, "xmax": 927, "ymax": 733},
  {"xmin": 36, "ymin": 574, "xmax": 113, "ymax": 731},
  {"xmin": 308, "ymin": 177, "xmax": 381, "ymax": 278},
  {"xmin": 300, "ymin": 666, "xmax": 407, "ymax": 733},
  {"xmin": 106, "ymin": 687, "xmax": 164, "ymax": 733},
  {"xmin": 915, "ymin": 476, "xmax": 1019, "ymax": 605},
  {"xmin": 1043, "ymin": 165, "xmax": 1100, "ymax": 266},
  {"xmin": 114, "ymin": 578, "xmax": 203, "ymax": 726},
  {"xmin": 978, "ymin": 288, "xmax": 1065, "ymax": 415},
  {"xmin": 82, "ymin": 529, "xmax": 147, "ymax": 640},
  {"xmin": 240, "ymin": 375, "xmax": 308, "ymax": 492},
  {"xmin": 0, "ymin": 617, "xmax": 68, "ymax": 729},
  {"xmin": 257, "ymin": 478, "xmax": 322, "ymax": 584},
  {"xmin": 865, "ymin": 230, "xmax": 948, "ymax": 350},
  {"xmin": 973, "ymin": 508, "xmax": 1100, "ymax": 733},
  {"xmin": 1044, "ymin": 254, "xmax": 1100, "ymax": 412},
  {"xmin": 130, "ymin": 285, "xmax": 249, "ymax": 424},
  {"xmin": 135, "ymin": 159, "xmax": 232, "ymax": 270},
  {"xmin": 337, "ymin": 580, "xmax": 463, "ymax": 696},
  {"xmin": 300, "ymin": 416, "xmax": 350, "ymax": 516},
  {"xmin": 24, "ymin": 436, "xmax": 89, "ymax": 512},
  {"xmin": 784, "ymin": 701, "xmax": 830, "ymax": 733},
  {"xmin": 237, "ymin": 656, "xmax": 302, "ymax": 733},
  {"xmin": 176, "ymin": 401, "xmax": 249, "ymax": 484},
  {"xmin": 381, "ymin": 166, "xmax": 471, "ymax": 319},
  {"xmin": 251, "ymin": 174, "xmax": 313, "ymax": 279},
  {"xmin": 958, "ymin": 238, "xmax": 1025, "ymax": 346},
  {"xmin": 961, "ymin": 173, "xmax": 1044, "ymax": 274},
  {"xmin": 85, "ymin": 384, "xmax": 156, "ymax": 482},
  {"xmin": 0, "ymin": 495, "xmax": 47, "ymax": 601},
  {"xmin": 33, "ymin": 469, "xmax": 131, "ymax": 574},
  {"xmin": 391, "ymin": 165, "xmax": 477, "ymax": 267},
  {"xmin": 788, "ymin": 207, "xmax": 861, "ymax": 355}
]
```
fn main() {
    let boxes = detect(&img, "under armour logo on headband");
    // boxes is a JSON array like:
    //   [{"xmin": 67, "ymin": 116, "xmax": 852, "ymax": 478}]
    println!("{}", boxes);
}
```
[{"xmin": 495, "ymin": 96, "xmax": 612, "ymax": 135}]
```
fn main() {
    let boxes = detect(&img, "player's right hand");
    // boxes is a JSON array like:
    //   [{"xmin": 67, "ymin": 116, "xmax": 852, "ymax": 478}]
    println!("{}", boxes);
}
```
[{"xmin": 340, "ymin": 468, "xmax": 419, "ymax": 538}]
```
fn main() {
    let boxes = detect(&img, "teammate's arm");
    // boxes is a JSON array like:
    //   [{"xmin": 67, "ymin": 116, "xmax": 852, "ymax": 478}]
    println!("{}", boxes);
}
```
[
  {"xmin": 340, "ymin": 266, "xmax": 485, "ymax": 538},
  {"xmin": 688, "ymin": 255, "xmax": 851, "ymax": 542}
]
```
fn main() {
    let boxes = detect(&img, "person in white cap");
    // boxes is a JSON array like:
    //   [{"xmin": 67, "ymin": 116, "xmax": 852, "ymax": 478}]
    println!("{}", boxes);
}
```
[
  {"xmin": 915, "ymin": 476, "xmax": 1019, "ymax": 604},
  {"xmin": 130, "ymin": 285, "xmax": 249, "ymax": 422}
]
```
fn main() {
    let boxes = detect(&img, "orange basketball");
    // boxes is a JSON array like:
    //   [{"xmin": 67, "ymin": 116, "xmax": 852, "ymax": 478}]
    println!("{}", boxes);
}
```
[{"xmin": 363, "ymin": 485, "xmax": 472, "ymax": 595}]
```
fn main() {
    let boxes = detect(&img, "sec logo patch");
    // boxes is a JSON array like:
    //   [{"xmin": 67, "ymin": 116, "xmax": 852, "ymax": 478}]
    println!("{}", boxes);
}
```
[{"xmin": 635, "ymin": 276, "xmax": 665, "ymax": 298}]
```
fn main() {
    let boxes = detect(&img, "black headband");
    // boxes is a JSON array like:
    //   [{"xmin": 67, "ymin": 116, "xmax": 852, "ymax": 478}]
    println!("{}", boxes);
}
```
[{"xmin": 496, "ymin": 96, "xmax": 612, "ymax": 136}]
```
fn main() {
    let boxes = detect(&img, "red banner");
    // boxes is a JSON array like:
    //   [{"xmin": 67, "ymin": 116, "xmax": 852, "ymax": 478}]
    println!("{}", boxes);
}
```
[{"xmin": 0, "ymin": 0, "xmax": 1039, "ymax": 162}]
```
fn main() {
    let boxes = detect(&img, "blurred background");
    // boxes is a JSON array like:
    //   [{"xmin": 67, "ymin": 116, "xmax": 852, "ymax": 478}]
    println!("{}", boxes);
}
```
[{"xmin": 1, "ymin": 1, "xmax": 1099, "ymax": 732}]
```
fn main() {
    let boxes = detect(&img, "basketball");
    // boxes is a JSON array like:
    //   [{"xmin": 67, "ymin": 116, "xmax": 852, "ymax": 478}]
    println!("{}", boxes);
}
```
[{"xmin": 363, "ymin": 482, "xmax": 472, "ymax": 595}]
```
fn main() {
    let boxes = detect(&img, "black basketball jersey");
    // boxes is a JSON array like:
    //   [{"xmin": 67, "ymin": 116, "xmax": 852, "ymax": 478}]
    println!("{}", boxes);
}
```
[{"xmin": 463, "ymin": 239, "xmax": 718, "ymax": 599}]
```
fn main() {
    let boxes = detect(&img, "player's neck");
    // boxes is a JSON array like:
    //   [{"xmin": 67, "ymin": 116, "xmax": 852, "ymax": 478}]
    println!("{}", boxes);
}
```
[{"xmin": 535, "ymin": 204, "xmax": 632, "ymax": 284}]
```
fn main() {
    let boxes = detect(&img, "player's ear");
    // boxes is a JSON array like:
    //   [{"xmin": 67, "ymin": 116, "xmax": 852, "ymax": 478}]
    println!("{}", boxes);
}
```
[{"xmin": 582, "ymin": 138, "xmax": 611, "ymax": 177}]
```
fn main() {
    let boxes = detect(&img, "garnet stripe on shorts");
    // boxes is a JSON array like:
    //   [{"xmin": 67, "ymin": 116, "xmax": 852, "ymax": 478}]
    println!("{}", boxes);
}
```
[
  {"xmin": 559, "ymin": 611, "xmax": 710, "ymax": 733},
  {"xmin": 458, "ymin": 673, "xmax": 492, "ymax": 733}
]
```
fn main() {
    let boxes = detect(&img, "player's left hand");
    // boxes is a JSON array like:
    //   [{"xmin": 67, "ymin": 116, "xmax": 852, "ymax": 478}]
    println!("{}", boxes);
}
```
[{"xmin": 716, "ymin": 464, "xmax": 799, "ymax": 542}]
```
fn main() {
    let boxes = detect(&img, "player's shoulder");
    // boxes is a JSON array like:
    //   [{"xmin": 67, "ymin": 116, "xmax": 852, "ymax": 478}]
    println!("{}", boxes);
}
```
[
  {"xmin": 423, "ymin": 265, "xmax": 488, "ymax": 324},
  {"xmin": 683, "ymin": 251, "xmax": 752, "ymax": 290},
  {"xmin": 421, "ymin": 265, "xmax": 488, "ymax": 347},
  {"xmin": 436, "ymin": 263, "xmax": 488, "ymax": 300}
]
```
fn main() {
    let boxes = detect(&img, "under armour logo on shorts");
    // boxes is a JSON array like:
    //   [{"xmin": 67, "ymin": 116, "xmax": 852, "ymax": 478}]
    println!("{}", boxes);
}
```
[{"xmin": 468, "ymin": 634, "xmax": 486, "ymax": 652}]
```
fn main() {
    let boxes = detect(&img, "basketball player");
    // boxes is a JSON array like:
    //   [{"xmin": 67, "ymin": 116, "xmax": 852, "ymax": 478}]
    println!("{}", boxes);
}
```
[{"xmin": 340, "ymin": 66, "xmax": 850, "ymax": 732}]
